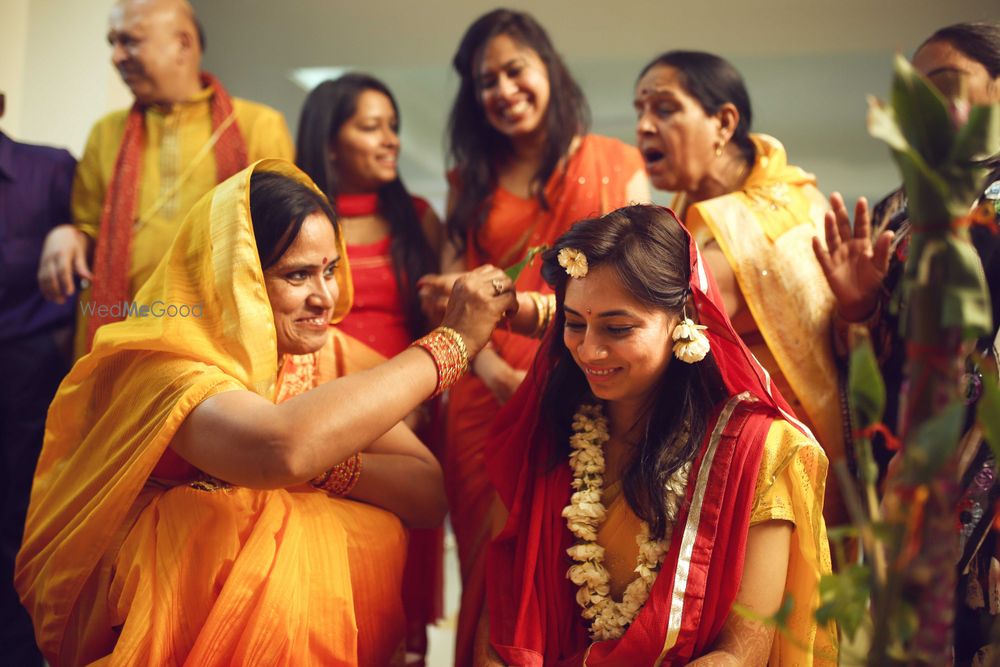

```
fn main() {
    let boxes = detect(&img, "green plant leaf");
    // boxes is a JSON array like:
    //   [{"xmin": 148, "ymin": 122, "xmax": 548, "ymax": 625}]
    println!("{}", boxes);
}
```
[
  {"xmin": 978, "ymin": 370, "xmax": 1000, "ymax": 465},
  {"xmin": 827, "ymin": 524, "xmax": 860, "ymax": 543},
  {"xmin": 890, "ymin": 53, "xmax": 954, "ymax": 168},
  {"xmin": 733, "ymin": 595, "xmax": 795, "ymax": 629},
  {"xmin": 772, "ymin": 595, "xmax": 794, "ymax": 626},
  {"xmin": 848, "ymin": 330, "xmax": 886, "ymax": 430},
  {"xmin": 949, "ymin": 103, "xmax": 1000, "ymax": 164},
  {"xmin": 867, "ymin": 96, "xmax": 910, "ymax": 154},
  {"xmin": 892, "ymin": 146, "xmax": 953, "ymax": 229},
  {"xmin": 816, "ymin": 564, "xmax": 871, "ymax": 640},
  {"xmin": 505, "ymin": 245, "xmax": 548, "ymax": 282},
  {"xmin": 939, "ymin": 236, "xmax": 993, "ymax": 338},
  {"xmin": 900, "ymin": 235, "xmax": 992, "ymax": 342},
  {"xmin": 899, "ymin": 401, "xmax": 965, "ymax": 484},
  {"xmin": 891, "ymin": 600, "xmax": 920, "ymax": 645}
]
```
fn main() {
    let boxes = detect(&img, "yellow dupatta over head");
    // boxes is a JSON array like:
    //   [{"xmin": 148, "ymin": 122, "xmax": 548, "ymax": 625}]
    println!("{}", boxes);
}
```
[{"xmin": 16, "ymin": 159, "xmax": 354, "ymax": 663}]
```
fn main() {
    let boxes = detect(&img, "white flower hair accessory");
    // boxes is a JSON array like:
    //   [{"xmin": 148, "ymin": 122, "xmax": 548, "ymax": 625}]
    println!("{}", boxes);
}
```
[
  {"xmin": 558, "ymin": 247, "xmax": 589, "ymax": 279},
  {"xmin": 672, "ymin": 309, "xmax": 710, "ymax": 363}
]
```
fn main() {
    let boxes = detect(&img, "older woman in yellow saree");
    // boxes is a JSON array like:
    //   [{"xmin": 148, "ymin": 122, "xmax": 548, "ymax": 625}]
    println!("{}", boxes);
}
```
[{"xmin": 15, "ymin": 160, "xmax": 515, "ymax": 666}]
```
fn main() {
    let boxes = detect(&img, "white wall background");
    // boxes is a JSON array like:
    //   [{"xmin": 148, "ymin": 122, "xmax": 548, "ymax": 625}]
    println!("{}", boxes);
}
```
[
  {"xmin": 1, "ymin": 0, "xmax": 131, "ymax": 155},
  {"xmin": 2, "ymin": 0, "xmax": 997, "ymax": 208}
]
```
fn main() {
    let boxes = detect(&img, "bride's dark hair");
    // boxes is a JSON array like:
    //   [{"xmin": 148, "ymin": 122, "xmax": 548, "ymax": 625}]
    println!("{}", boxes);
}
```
[{"xmin": 539, "ymin": 205, "xmax": 728, "ymax": 537}]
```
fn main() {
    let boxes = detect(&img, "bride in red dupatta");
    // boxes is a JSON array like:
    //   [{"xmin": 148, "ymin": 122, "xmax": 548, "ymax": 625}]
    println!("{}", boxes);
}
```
[{"xmin": 483, "ymin": 205, "xmax": 837, "ymax": 665}]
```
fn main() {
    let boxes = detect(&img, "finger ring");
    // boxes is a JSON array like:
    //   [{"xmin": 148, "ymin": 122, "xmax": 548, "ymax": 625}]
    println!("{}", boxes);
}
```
[{"xmin": 491, "ymin": 278, "xmax": 505, "ymax": 296}]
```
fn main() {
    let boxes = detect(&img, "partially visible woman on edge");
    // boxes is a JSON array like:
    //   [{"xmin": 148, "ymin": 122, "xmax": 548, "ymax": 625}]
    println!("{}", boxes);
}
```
[
  {"xmin": 813, "ymin": 22, "xmax": 1000, "ymax": 666},
  {"xmin": 633, "ymin": 50, "xmax": 846, "ymax": 525},
  {"xmin": 14, "ymin": 160, "xmax": 515, "ymax": 666},
  {"xmin": 479, "ymin": 205, "xmax": 836, "ymax": 666},
  {"xmin": 419, "ymin": 9, "xmax": 649, "ymax": 664},
  {"xmin": 296, "ymin": 72, "xmax": 445, "ymax": 664}
]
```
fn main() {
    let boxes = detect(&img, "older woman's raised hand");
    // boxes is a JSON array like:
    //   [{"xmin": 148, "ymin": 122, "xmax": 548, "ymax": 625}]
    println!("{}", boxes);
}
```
[
  {"xmin": 438, "ymin": 265, "xmax": 516, "ymax": 354},
  {"xmin": 812, "ymin": 192, "xmax": 895, "ymax": 322}
]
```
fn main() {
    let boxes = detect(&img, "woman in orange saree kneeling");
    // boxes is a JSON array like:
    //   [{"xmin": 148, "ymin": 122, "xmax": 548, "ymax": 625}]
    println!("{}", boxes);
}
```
[{"xmin": 15, "ymin": 160, "xmax": 515, "ymax": 665}]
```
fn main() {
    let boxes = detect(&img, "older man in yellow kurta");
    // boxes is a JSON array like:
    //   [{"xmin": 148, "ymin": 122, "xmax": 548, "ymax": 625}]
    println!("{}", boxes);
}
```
[{"xmin": 37, "ymin": 0, "xmax": 292, "ymax": 356}]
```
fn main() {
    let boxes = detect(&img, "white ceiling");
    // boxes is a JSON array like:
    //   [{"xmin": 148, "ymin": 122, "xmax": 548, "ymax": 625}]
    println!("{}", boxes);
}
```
[{"xmin": 193, "ymin": 0, "xmax": 998, "ymax": 210}]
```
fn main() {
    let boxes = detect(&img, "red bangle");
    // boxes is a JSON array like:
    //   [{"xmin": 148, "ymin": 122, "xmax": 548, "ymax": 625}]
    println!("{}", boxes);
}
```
[
  {"xmin": 411, "ymin": 326, "xmax": 470, "ymax": 397},
  {"xmin": 311, "ymin": 452, "xmax": 362, "ymax": 496}
]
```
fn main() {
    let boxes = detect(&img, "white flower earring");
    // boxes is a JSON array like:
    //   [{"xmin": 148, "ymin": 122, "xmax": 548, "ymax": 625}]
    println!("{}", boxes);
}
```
[{"xmin": 672, "ymin": 307, "xmax": 710, "ymax": 363}]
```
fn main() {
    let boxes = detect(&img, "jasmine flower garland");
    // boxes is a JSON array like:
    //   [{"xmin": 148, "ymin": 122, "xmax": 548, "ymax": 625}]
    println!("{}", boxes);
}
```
[{"xmin": 561, "ymin": 403, "xmax": 691, "ymax": 641}]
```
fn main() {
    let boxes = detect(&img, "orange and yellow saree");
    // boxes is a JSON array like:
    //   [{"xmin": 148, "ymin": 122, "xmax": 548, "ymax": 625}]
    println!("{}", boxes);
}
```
[
  {"xmin": 681, "ymin": 134, "xmax": 846, "ymax": 524},
  {"xmin": 16, "ymin": 160, "xmax": 406, "ymax": 666}
]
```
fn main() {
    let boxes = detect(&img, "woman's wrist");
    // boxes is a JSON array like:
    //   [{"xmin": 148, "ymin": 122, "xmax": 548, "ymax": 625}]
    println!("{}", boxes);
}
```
[
  {"xmin": 505, "ymin": 291, "xmax": 537, "ymax": 335},
  {"xmin": 509, "ymin": 291, "xmax": 556, "ymax": 338},
  {"xmin": 836, "ymin": 295, "xmax": 882, "ymax": 324},
  {"xmin": 471, "ymin": 342, "xmax": 497, "ymax": 377},
  {"xmin": 832, "ymin": 294, "xmax": 885, "ymax": 359}
]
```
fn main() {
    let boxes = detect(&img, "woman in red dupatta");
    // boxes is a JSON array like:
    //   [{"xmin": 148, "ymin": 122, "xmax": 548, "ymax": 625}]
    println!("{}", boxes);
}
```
[
  {"xmin": 424, "ymin": 10, "xmax": 648, "ymax": 664},
  {"xmin": 483, "ymin": 205, "xmax": 837, "ymax": 665}
]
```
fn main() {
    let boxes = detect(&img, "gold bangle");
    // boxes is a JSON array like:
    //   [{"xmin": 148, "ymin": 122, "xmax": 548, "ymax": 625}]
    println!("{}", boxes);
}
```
[
  {"xmin": 438, "ymin": 326, "xmax": 470, "ymax": 366},
  {"xmin": 411, "ymin": 326, "xmax": 470, "ymax": 397},
  {"xmin": 526, "ymin": 291, "xmax": 556, "ymax": 338},
  {"xmin": 527, "ymin": 291, "xmax": 544, "ymax": 338},
  {"xmin": 311, "ymin": 452, "xmax": 363, "ymax": 496},
  {"xmin": 541, "ymin": 293, "xmax": 556, "ymax": 336}
]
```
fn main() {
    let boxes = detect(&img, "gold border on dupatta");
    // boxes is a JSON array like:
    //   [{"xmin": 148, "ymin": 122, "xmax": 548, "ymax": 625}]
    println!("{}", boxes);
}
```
[{"xmin": 653, "ymin": 392, "xmax": 750, "ymax": 666}]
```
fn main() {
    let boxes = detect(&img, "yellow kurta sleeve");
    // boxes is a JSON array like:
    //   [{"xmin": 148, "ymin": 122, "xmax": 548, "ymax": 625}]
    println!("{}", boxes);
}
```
[
  {"xmin": 752, "ymin": 420, "xmax": 837, "ymax": 666},
  {"xmin": 750, "ymin": 423, "xmax": 800, "ymax": 526},
  {"xmin": 235, "ymin": 98, "xmax": 294, "ymax": 162},
  {"xmin": 71, "ymin": 111, "xmax": 129, "ymax": 240}
]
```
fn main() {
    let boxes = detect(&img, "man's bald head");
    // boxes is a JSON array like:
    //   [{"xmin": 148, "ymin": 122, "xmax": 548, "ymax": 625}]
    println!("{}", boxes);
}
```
[{"xmin": 107, "ymin": 0, "xmax": 205, "ymax": 106}]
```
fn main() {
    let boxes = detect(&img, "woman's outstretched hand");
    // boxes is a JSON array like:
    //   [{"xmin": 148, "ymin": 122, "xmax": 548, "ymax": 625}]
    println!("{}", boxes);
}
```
[
  {"xmin": 438, "ymin": 265, "xmax": 516, "ymax": 354},
  {"xmin": 418, "ymin": 272, "xmax": 462, "ymax": 324},
  {"xmin": 812, "ymin": 192, "xmax": 895, "ymax": 322}
]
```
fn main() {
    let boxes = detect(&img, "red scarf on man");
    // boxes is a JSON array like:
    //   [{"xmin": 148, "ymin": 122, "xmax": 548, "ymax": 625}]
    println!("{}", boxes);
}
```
[
  {"xmin": 86, "ymin": 72, "xmax": 248, "ymax": 348},
  {"xmin": 485, "ymin": 210, "xmax": 807, "ymax": 665}
]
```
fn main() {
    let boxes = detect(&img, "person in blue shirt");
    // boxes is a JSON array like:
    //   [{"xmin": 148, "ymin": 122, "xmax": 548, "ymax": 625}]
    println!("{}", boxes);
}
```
[{"xmin": 0, "ymin": 91, "xmax": 76, "ymax": 666}]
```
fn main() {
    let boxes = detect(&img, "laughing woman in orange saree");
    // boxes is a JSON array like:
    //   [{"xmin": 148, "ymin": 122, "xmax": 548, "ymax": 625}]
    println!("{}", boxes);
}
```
[
  {"xmin": 425, "ymin": 9, "xmax": 648, "ymax": 664},
  {"xmin": 481, "ymin": 205, "xmax": 837, "ymax": 665},
  {"xmin": 634, "ymin": 51, "xmax": 847, "ymax": 526},
  {"xmin": 14, "ymin": 160, "xmax": 516, "ymax": 666}
]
